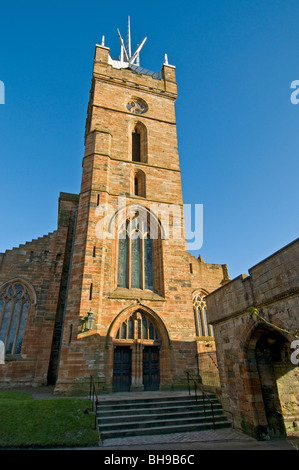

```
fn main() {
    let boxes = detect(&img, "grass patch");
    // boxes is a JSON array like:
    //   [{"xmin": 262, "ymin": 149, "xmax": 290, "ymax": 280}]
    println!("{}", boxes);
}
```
[
  {"xmin": 0, "ymin": 392, "xmax": 99, "ymax": 447},
  {"xmin": 0, "ymin": 391, "xmax": 33, "ymax": 401}
]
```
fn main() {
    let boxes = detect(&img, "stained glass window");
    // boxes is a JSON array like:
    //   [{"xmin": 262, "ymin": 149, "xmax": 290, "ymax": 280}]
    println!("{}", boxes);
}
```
[
  {"xmin": 144, "ymin": 236, "xmax": 154, "ymax": 290},
  {"xmin": 149, "ymin": 322, "xmax": 155, "ymax": 340},
  {"xmin": 131, "ymin": 237, "xmax": 141, "ymax": 288},
  {"xmin": 117, "ymin": 233, "xmax": 128, "ymax": 288},
  {"xmin": 116, "ymin": 312, "xmax": 159, "ymax": 342},
  {"xmin": 128, "ymin": 317, "xmax": 134, "ymax": 339},
  {"xmin": 117, "ymin": 212, "xmax": 155, "ymax": 291},
  {"xmin": 120, "ymin": 322, "xmax": 127, "ymax": 339},
  {"xmin": 0, "ymin": 282, "xmax": 32, "ymax": 355},
  {"xmin": 142, "ymin": 316, "xmax": 147, "ymax": 339}
]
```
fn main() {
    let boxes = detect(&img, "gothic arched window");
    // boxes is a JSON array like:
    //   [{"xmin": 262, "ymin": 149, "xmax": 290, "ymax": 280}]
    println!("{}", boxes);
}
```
[
  {"xmin": 134, "ymin": 177, "xmax": 139, "ymax": 195},
  {"xmin": 0, "ymin": 281, "xmax": 32, "ymax": 355},
  {"xmin": 117, "ymin": 210, "xmax": 154, "ymax": 291},
  {"xmin": 132, "ymin": 169, "xmax": 146, "ymax": 198},
  {"xmin": 132, "ymin": 129, "xmax": 141, "ymax": 162},
  {"xmin": 193, "ymin": 291, "xmax": 214, "ymax": 337},
  {"xmin": 115, "ymin": 311, "xmax": 159, "ymax": 341},
  {"xmin": 131, "ymin": 122, "xmax": 147, "ymax": 163}
]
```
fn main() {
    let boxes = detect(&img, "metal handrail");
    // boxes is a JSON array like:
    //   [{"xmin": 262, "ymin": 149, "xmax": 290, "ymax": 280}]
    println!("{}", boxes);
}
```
[
  {"xmin": 186, "ymin": 371, "xmax": 216, "ymax": 428},
  {"xmin": 89, "ymin": 375, "xmax": 99, "ymax": 430}
]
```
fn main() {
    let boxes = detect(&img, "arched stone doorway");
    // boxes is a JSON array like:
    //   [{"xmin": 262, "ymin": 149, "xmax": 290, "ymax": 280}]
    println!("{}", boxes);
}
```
[
  {"xmin": 247, "ymin": 325, "xmax": 298, "ymax": 439},
  {"xmin": 106, "ymin": 306, "xmax": 171, "ymax": 392}
]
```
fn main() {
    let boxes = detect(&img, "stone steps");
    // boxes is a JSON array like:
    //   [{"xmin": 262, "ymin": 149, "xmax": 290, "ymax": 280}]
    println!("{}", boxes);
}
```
[{"xmin": 96, "ymin": 393, "xmax": 231, "ymax": 440}]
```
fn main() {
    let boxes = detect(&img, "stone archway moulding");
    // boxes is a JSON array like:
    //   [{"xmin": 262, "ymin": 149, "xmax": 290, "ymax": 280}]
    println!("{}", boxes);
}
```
[
  {"xmin": 105, "ymin": 303, "xmax": 171, "ymax": 347},
  {"xmin": 104, "ymin": 303, "xmax": 172, "ymax": 391}
]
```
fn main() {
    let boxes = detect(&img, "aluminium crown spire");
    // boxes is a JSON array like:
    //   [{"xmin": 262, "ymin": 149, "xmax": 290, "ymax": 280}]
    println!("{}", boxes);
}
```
[{"xmin": 117, "ymin": 16, "xmax": 147, "ymax": 67}]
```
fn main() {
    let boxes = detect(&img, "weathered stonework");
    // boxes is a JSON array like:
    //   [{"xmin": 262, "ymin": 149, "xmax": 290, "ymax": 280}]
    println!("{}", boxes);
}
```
[
  {"xmin": 206, "ymin": 238, "xmax": 299, "ymax": 439},
  {"xmin": 54, "ymin": 44, "xmax": 228, "ymax": 395},
  {"xmin": 0, "ymin": 40, "xmax": 228, "ymax": 394},
  {"xmin": 0, "ymin": 193, "xmax": 78, "ymax": 387}
]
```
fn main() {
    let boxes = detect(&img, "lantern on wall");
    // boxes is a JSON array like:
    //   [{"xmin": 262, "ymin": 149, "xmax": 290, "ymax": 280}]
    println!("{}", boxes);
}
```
[{"xmin": 80, "ymin": 308, "xmax": 95, "ymax": 332}]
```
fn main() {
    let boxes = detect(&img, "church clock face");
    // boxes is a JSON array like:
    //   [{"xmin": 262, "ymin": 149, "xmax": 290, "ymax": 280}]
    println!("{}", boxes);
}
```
[{"xmin": 127, "ymin": 98, "xmax": 148, "ymax": 114}]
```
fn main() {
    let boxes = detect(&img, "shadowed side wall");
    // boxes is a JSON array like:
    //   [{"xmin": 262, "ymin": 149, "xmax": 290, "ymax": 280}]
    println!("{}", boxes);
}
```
[{"xmin": 206, "ymin": 238, "xmax": 299, "ymax": 439}]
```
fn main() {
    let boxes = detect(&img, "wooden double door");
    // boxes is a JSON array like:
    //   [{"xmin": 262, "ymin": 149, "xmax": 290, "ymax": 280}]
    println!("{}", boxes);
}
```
[
  {"xmin": 112, "ymin": 346, "xmax": 132, "ymax": 392},
  {"xmin": 113, "ymin": 345, "xmax": 160, "ymax": 392},
  {"xmin": 143, "ymin": 346, "xmax": 160, "ymax": 391}
]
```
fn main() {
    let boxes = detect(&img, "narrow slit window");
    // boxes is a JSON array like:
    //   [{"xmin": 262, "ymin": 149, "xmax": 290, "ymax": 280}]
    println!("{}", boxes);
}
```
[
  {"xmin": 134, "ymin": 177, "xmax": 139, "ymax": 196},
  {"xmin": 132, "ymin": 170, "xmax": 146, "ymax": 198},
  {"xmin": 89, "ymin": 283, "xmax": 93, "ymax": 300},
  {"xmin": 132, "ymin": 131, "xmax": 141, "ymax": 162}
]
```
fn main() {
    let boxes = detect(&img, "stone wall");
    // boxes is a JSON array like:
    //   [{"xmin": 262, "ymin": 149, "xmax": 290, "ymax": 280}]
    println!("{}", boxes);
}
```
[
  {"xmin": 53, "ymin": 44, "xmax": 230, "ymax": 395},
  {"xmin": 0, "ymin": 192, "xmax": 78, "ymax": 387},
  {"xmin": 206, "ymin": 238, "xmax": 299, "ymax": 439},
  {"xmin": 0, "ymin": 42, "xmax": 230, "ymax": 395}
]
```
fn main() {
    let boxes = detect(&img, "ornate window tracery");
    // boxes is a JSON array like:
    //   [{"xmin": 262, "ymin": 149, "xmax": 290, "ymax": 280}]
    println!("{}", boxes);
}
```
[
  {"xmin": 115, "ymin": 311, "xmax": 159, "ymax": 342},
  {"xmin": 0, "ymin": 281, "xmax": 32, "ymax": 355},
  {"xmin": 117, "ymin": 211, "xmax": 154, "ymax": 291},
  {"xmin": 193, "ymin": 291, "xmax": 214, "ymax": 337}
]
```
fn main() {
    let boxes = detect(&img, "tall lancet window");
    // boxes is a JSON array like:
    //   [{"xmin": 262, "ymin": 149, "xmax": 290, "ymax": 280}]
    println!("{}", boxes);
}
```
[
  {"xmin": 144, "ymin": 235, "xmax": 154, "ymax": 290},
  {"xmin": 117, "ymin": 210, "xmax": 154, "ymax": 291},
  {"xmin": 117, "ymin": 230, "xmax": 129, "ymax": 289},
  {"xmin": 134, "ymin": 177, "xmax": 139, "ymax": 196},
  {"xmin": 131, "ymin": 169, "xmax": 146, "ymax": 198},
  {"xmin": 132, "ymin": 129, "xmax": 141, "ymax": 162},
  {"xmin": 131, "ymin": 122, "xmax": 147, "ymax": 163}
]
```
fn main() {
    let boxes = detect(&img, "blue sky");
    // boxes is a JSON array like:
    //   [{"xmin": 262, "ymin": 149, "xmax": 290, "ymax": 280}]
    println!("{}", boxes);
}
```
[{"xmin": 0, "ymin": 0, "xmax": 298, "ymax": 280}]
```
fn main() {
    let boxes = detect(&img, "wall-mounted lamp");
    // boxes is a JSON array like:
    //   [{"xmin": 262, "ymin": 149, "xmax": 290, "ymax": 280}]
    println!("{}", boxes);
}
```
[{"xmin": 80, "ymin": 308, "xmax": 95, "ymax": 332}]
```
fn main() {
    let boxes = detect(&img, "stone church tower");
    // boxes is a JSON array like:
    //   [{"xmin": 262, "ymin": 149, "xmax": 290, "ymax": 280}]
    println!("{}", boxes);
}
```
[{"xmin": 0, "ymin": 20, "xmax": 229, "ymax": 394}]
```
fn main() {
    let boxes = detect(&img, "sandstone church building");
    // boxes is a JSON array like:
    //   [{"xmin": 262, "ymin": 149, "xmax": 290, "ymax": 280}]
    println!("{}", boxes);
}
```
[{"xmin": 0, "ymin": 21, "xmax": 230, "ymax": 395}]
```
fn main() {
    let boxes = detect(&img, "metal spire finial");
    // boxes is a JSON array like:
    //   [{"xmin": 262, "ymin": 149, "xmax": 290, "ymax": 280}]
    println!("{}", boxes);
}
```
[{"xmin": 117, "ymin": 17, "xmax": 147, "ymax": 66}]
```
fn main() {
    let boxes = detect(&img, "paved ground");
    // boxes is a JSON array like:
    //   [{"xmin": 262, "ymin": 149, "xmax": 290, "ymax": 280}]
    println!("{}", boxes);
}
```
[
  {"xmin": 97, "ymin": 427, "xmax": 298, "ymax": 451},
  {"xmin": 1, "ymin": 386, "xmax": 298, "ymax": 451}
]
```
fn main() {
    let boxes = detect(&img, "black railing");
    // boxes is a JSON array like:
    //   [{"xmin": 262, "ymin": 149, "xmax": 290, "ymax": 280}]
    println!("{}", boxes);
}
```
[
  {"xmin": 186, "ymin": 371, "xmax": 216, "ymax": 428},
  {"xmin": 89, "ymin": 375, "xmax": 99, "ymax": 430}
]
